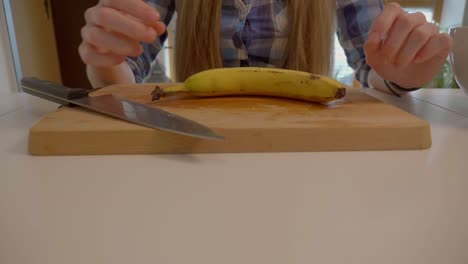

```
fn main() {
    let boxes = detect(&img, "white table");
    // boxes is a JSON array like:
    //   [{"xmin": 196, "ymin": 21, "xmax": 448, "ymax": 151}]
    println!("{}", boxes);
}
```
[{"xmin": 1, "ymin": 89, "xmax": 468, "ymax": 264}]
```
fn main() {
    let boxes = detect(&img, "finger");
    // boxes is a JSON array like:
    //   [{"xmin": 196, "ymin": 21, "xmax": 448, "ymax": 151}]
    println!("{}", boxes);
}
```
[
  {"xmin": 364, "ymin": 32, "xmax": 387, "ymax": 72},
  {"xmin": 126, "ymin": 14, "xmax": 167, "ymax": 36},
  {"xmin": 81, "ymin": 25, "xmax": 143, "ymax": 57},
  {"xmin": 370, "ymin": 2, "xmax": 406, "ymax": 37},
  {"xmin": 364, "ymin": 32, "xmax": 388, "ymax": 71},
  {"xmin": 394, "ymin": 23, "xmax": 438, "ymax": 68},
  {"xmin": 381, "ymin": 12, "xmax": 427, "ymax": 61},
  {"xmin": 79, "ymin": 42, "xmax": 126, "ymax": 67},
  {"xmin": 154, "ymin": 21, "xmax": 167, "ymax": 36},
  {"xmin": 414, "ymin": 33, "xmax": 453, "ymax": 64},
  {"xmin": 85, "ymin": 6, "xmax": 157, "ymax": 43},
  {"xmin": 99, "ymin": 0, "xmax": 160, "ymax": 27},
  {"xmin": 364, "ymin": 31, "xmax": 382, "ymax": 53},
  {"xmin": 364, "ymin": 32, "xmax": 382, "ymax": 60},
  {"xmin": 124, "ymin": 14, "xmax": 167, "ymax": 37}
]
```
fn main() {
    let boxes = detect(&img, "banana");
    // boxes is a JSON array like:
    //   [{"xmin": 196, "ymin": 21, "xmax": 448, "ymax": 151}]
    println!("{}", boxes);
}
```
[{"xmin": 153, "ymin": 67, "xmax": 347, "ymax": 103}]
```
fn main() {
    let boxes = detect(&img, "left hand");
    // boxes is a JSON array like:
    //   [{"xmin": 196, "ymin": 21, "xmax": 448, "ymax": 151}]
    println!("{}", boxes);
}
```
[{"xmin": 364, "ymin": 3, "xmax": 453, "ymax": 89}]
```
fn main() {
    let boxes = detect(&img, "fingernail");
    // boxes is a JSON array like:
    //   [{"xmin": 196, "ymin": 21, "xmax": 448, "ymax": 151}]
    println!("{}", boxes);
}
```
[
  {"xmin": 368, "ymin": 31, "xmax": 380, "ymax": 44},
  {"xmin": 149, "ymin": 11, "xmax": 160, "ymax": 21},
  {"xmin": 146, "ymin": 27, "xmax": 156, "ymax": 40}
]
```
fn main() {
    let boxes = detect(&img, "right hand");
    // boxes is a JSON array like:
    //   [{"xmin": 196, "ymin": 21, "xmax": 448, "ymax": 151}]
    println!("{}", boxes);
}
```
[{"xmin": 79, "ymin": 0, "xmax": 166, "ymax": 68}]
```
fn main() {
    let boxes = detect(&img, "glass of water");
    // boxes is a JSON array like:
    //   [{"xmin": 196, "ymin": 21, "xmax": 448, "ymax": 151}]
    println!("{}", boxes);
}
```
[{"xmin": 449, "ymin": 27, "xmax": 468, "ymax": 95}]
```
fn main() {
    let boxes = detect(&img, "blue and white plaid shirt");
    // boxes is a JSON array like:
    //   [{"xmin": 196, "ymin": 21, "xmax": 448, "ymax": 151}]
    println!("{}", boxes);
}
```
[{"xmin": 127, "ymin": 0, "xmax": 384, "ymax": 87}]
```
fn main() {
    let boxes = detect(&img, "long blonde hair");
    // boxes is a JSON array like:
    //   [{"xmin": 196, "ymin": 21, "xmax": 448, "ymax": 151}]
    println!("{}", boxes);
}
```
[{"xmin": 175, "ymin": 0, "xmax": 336, "ymax": 81}]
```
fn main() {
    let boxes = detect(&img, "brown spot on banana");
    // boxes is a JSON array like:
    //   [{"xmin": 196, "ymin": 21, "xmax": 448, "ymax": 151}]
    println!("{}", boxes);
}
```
[{"xmin": 335, "ymin": 88, "xmax": 346, "ymax": 99}]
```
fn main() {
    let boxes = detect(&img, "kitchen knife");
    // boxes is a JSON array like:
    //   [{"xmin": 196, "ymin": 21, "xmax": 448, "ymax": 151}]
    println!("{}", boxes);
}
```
[{"xmin": 20, "ymin": 77, "xmax": 224, "ymax": 141}]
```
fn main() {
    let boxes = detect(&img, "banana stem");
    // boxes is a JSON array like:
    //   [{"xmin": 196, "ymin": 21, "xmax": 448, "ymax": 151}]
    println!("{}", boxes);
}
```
[{"xmin": 151, "ymin": 84, "xmax": 187, "ymax": 101}]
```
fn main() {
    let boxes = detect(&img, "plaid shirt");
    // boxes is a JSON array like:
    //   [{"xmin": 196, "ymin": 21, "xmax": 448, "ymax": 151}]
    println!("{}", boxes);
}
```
[{"xmin": 127, "ymin": 0, "xmax": 384, "ymax": 87}]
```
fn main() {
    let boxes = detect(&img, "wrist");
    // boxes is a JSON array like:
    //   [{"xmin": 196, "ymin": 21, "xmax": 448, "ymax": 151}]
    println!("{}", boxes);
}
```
[
  {"xmin": 386, "ymin": 81, "xmax": 422, "ymax": 92},
  {"xmin": 86, "ymin": 62, "xmax": 135, "ymax": 88},
  {"xmin": 383, "ymin": 80, "xmax": 421, "ymax": 98}
]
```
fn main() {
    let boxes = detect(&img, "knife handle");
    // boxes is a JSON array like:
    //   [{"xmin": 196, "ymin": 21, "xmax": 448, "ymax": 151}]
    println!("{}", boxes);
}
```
[{"xmin": 20, "ymin": 77, "xmax": 90, "ymax": 106}]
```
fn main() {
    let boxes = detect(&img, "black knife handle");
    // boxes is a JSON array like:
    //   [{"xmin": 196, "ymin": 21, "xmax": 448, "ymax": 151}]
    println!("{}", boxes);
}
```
[{"xmin": 20, "ymin": 77, "xmax": 90, "ymax": 105}]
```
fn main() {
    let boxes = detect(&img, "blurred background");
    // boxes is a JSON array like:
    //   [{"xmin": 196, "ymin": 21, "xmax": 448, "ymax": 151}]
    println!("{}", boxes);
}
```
[{"xmin": 1, "ymin": 0, "xmax": 466, "ymax": 91}]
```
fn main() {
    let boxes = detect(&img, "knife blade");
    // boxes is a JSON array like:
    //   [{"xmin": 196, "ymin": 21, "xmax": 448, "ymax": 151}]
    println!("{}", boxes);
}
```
[{"xmin": 20, "ymin": 77, "xmax": 224, "ymax": 141}]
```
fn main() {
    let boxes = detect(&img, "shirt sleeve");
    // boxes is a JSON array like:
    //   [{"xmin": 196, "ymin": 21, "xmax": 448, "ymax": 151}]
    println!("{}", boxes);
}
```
[
  {"xmin": 336, "ymin": 0, "xmax": 383, "ymax": 87},
  {"xmin": 125, "ymin": 0, "xmax": 176, "ymax": 83}
]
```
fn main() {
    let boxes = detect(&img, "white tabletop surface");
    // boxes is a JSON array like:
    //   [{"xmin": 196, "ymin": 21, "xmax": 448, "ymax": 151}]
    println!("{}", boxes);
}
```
[{"xmin": 1, "ymin": 88, "xmax": 468, "ymax": 264}]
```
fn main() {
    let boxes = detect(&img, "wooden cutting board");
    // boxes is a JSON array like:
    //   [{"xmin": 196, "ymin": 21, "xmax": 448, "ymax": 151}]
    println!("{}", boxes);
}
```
[{"xmin": 28, "ymin": 83, "xmax": 431, "ymax": 155}]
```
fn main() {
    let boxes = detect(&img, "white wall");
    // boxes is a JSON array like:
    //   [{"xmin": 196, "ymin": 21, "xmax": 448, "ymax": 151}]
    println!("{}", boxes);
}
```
[
  {"xmin": 0, "ymin": 1, "xmax": 18, "ymax": 93},
  {"xmin": 440, "ymin": 0, "xmax": 467, "ymax": 28}
]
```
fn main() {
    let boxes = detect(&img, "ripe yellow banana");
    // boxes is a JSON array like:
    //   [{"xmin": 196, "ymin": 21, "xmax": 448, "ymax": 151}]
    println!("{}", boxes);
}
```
[{"xmin": 153, "ymin": 67, "xmax": 347, "ymax": 103}]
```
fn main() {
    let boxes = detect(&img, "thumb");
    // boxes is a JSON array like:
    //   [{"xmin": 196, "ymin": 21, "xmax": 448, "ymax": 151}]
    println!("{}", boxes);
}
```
[
  {"xmin": 364, "ymin": 31, "xmax": 381, "ymax": 54},
  {"xmin": 364, "ymin": 31, "xmax": 385, "ymax": 69}
]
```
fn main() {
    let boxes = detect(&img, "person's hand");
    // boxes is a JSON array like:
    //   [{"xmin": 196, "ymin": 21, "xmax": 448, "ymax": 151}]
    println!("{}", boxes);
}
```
[
  {"xmin": 364, "ymin": 3, "xmax": 452, "ymax": 88},
  {"xmin": 79, "ymin": 0, "xmax": 166, "ymax": 68}
]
